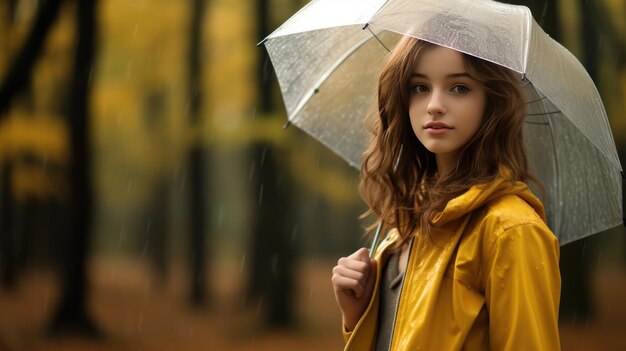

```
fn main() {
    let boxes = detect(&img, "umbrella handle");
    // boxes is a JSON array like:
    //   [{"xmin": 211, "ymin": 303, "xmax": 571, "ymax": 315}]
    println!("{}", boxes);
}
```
[{"xmin": 369, "ymin": 221, "xmax": 384, "ymax": 259}]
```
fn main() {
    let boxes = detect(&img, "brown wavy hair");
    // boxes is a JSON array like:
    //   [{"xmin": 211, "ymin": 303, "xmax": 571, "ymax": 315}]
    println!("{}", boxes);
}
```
[{"xmin": 360, "ymin": 37, "xmax": 534, "ymax": 246}]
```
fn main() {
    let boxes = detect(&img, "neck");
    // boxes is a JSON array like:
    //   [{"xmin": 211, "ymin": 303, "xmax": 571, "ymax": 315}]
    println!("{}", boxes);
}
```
[{"xmin": 435, "ymin": 152, "xmax": 460, "ymax": 177}]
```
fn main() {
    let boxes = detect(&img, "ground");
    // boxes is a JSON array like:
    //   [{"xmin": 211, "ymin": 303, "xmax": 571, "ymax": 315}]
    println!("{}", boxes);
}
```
[{"xmin": 1, "ymin": 257, "xmax": 625, "ymax": 350}]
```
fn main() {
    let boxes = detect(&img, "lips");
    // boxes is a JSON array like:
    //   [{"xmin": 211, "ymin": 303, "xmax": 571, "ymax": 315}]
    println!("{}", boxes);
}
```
[{"xmin": 423, "ymin": 121, "xmax": 452, "ymax": 130}]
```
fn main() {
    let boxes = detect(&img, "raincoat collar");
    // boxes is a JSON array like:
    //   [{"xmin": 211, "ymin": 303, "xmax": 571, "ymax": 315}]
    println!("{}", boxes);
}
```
[{"xmin": 431, "ymin": 167, "xmax": 546, "ymax": 227}]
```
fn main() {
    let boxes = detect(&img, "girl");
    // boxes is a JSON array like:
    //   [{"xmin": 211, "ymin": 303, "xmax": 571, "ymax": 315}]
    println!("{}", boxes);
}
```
[{"xmin": 331, "ymin": 37, "xmax": 561, "ymax": 350}]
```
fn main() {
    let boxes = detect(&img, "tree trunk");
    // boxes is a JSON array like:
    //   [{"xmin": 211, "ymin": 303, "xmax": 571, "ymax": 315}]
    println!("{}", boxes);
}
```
[
  {"xmin": 143, "ymin": 88, "xmax": 169, "ymax": 286},
  {"xmin": 187, "ymin": 0, "xmax": 210, "ymax": 306},
  {"xmin": 556, "ymin": 0, "xmax": 599, "ymax": 323},
  {"xmin": 0, "ymin": 0, "xmax": 62, "ymax": 116},
  {"xmin": 0, "ymin": 162, "xmax": 17, "ymax": 289},
  {"xmin": 246, "ymin": 0, "xmax": 297, "ymax": 327},
  {"xmin": 49, "ymin": 0, "xmax": 99, "ymax": 336}
]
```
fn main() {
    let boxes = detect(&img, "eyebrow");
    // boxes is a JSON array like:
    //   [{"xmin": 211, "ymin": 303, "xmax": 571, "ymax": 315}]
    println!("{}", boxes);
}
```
[{"xmin": 410, "ymin": 72, "xmax": 473, "ymax": 79}]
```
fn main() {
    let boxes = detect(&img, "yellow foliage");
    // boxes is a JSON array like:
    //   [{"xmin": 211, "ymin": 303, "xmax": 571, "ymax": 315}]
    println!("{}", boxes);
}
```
[{"xmin": 0, "ymin": 113, "xmax": 68, "ymax": 163}]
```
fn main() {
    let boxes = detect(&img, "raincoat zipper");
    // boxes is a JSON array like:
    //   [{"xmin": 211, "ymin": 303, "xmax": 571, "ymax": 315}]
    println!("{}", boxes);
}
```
[{"xmin": 387, "ymin": 237, "xmax": 414, "ymax": 351}]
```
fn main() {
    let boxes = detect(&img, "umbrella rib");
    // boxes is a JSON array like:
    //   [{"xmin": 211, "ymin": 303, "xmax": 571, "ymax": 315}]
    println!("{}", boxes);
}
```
[
  {"xmin": 363, "ymin": 24, "xmax": 391, "ymax": 52},
  {"xmin": 526, "ymin": 111, "xmax": 561, "ymax": 116},
  {"xmin": 525, "ymin": 95, "xmax": 549, "ymax": 104},
  {"xmin": 523, "ymin": 120, "xmax": 549, "ymax": 126}
]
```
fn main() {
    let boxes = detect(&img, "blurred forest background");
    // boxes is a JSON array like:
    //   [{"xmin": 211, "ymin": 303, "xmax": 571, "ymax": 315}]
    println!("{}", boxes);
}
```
[{"xmin": 0, "ymin": 0, "xmax": 624, "ymax": 350}]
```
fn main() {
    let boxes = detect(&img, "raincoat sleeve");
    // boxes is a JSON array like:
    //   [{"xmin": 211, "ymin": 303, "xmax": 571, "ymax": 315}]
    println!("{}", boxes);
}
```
[{"xmin": 484, "ymin": 222, "xmax": 561, "ymax": 350}]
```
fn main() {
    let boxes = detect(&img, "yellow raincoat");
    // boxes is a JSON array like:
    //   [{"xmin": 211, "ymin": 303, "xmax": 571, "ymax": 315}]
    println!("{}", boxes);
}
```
[{"xmin": 343, "ymin": 170, "xmax": 561, "ymax": 350}]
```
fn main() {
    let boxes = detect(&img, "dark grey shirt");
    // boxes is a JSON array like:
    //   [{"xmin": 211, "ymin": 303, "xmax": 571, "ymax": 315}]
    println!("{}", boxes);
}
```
[{"xmin": 374, "ymin": 251, "xmax": 405, "ymax": 351}]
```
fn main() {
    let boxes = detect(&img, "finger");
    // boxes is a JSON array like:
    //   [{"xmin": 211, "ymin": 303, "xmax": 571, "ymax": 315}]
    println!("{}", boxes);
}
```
[
  {"xmin": 337, "ymin": 257, "xmax": 370, "ymax": 274},
  {"xmin": 331, "ymin": 275, "xmax": 364, "ymax": 298},
  {"xmin": 348, "ymin": 247, "xmax": 370, "ymax": 262},
  {"xmin": 333, "ymin": 264, "xmax": 366, "ymax": 282}
]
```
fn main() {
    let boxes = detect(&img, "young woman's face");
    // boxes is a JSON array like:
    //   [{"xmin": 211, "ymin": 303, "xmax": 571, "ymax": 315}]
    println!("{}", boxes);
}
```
[{"xmin": 408, "ymin": 46, "xmax": 487, "ymax": 166}]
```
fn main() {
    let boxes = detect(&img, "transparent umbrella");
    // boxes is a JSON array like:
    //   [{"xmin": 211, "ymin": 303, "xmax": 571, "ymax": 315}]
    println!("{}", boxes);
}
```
[{"xmin": 261, "ymin": 0, "xmax": 623, "ymax": 245}]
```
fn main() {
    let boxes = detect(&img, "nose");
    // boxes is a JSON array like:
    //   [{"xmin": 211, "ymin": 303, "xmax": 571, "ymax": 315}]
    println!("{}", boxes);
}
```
[{"xmin": 427, "ymin": 90, "xmax": 446, "ymax": 116}]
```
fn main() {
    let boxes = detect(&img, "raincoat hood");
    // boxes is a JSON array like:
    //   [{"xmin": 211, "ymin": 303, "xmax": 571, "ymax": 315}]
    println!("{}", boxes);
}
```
[{"xmin": 431, "ymin": 168, "xmax": 546, "ymax": 227}]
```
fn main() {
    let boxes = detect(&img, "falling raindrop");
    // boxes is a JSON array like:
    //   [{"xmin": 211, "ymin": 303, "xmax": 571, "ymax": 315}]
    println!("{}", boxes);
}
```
[
  {"xmin": 118, "ymin": 223, "xmax": 127, "ymax": 247},
  {"xmin": 137, "ymin": 311, "xmax": 144, "ymax": 332},
  {"xmin": 145, "ymin": 219, "xmax": 152, "ymax": 235},
  {"xmin": 251, "ymin": 107, "xmax": 257, "ymax": 120},
  {"xmin": 141, "ymin": 239, "xmax": 150, "ymax": 257},
  {"xmin": 125, "ymin": 60, "xmax": 134, "ymax": 80},
  {"xmin": 217, "ymin": 206, "xmax": 224, "ymax": 228},
  {"xmin": 258, "ymin": 183, "xmax": 264, "ymax": 205},
  {"xmin": 291, "ymin": 225, "xmax": 299, "ymax": 242},
  {"xmin": 260, "ymin": 146, "xmax": 268, "ymax": 167},
  {"xmin": 127, "ymin": 178, "xmax": 134, "ymax": 194},
  {"xmin": 237, "ymin": 253, "xmax": 247, "ymax": 275},
  {"xmin": 248, "ymin": 162, "xmax": 256, "ymax": 183},
  {"xmin": 308, "ymin": 286, "xmax": 314, "ymax": 301}
]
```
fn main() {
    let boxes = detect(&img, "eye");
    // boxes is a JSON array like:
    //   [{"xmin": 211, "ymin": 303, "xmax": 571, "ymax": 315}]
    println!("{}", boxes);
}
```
[
  {"xmin": 411, "ymin": 84, "xmax": 429, "ymax": 94},
  {"xmin": 451, "ymin": 85, "xmax": 470, "ymax": 94}
]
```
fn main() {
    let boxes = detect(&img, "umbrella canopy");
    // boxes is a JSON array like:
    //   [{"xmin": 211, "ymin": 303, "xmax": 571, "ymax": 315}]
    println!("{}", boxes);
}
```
[{"xmin": 262, "ymin": 0, "xmax": 623, "ymax": 245}]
